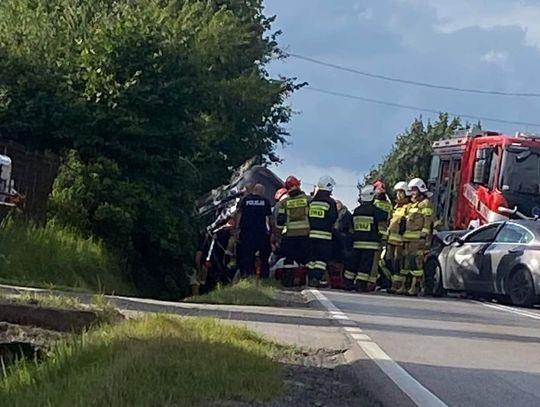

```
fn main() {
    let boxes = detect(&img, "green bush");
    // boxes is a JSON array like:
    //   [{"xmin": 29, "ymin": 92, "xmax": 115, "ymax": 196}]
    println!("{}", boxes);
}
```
[{"xmin": 0, "ymin": 221, "xmax": 133, "ymax": 294}]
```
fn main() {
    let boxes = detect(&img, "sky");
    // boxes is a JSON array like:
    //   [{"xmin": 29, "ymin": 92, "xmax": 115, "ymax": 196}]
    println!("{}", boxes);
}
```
[{"xmin": 264, "ymin": 0, "xmax": 540, "ymax": 208}]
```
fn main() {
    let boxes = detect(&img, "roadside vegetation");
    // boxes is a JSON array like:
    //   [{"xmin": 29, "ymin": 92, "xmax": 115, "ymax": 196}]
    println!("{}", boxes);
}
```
[
  {"xmin": 0, "ymin": 0, "xmax": 299, "ymax": 299},
  {"xmin": 0, "ymin": 221, "xmax": 133, "ymax": 295},
  {"xmin": 0, "ymin": 315, "xmax": 284, "ymax": 407},
  {"xmin": 366, "ymin": 113, "xmax": 465, "ymax": 186},
  {"xmin": 187, "ymin": 278, "xmax": 278, "ymax": 306}
]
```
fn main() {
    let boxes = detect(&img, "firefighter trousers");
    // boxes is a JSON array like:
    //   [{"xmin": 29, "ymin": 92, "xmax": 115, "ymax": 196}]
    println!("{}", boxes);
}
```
[
  {"xmin": 307, "ymin": 237, "xmax": 333, "ymax": 284},
  {"xmin": 401, "ymin": 240, "xmax": 425, "ymax": 294},
  {"xmin": 280, "ymin": 235, "xmax": 310, "ymax": 265},
  {"xmin": 385, "ymin": 243, "xmax": 405, "ymax": 289},
  {"xmin": 344, "ymin": 248, "xmax": 380, "ymax": 292}
]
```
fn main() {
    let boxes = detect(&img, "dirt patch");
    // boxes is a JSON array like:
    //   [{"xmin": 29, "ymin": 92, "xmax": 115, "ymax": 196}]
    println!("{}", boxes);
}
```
[
  {"xmin": 275, "ymin": 289, "xmax": 309, "ymax": 308},
  {"xmin": 0, "ymin": 322, "xmax": 68, "ymax": 365},
  {"xmin": 0, "ymin": 302, "xmax": 101, "ymax": 333},
  {"xmin": 208, "ymin": 348, "xmax": 382, "ymax": 407}
]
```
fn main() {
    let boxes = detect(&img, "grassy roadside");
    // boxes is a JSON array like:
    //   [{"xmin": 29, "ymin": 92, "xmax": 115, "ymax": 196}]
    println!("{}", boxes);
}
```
[
  {"xmin": 0, "ymin": 315, "xmax": 284, "ymax": 407},
  {"xmin": 0, "ymin": 221, "xmax": 133, "ymax": 295},
  {"xmin": 187, "ymin": 278, "xmax": 278, "ymax": 306}
]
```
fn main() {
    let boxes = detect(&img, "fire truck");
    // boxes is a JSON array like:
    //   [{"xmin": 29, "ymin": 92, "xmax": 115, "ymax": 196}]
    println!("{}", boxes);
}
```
[{"xmin": 429, "ymin": 128, "xmax": 540, "ymax": 230}]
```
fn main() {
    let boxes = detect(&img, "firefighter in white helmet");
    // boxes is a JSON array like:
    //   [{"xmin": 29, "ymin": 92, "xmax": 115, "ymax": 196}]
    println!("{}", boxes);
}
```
[
  {"xmin": 397, "ymin": 178, "xmax": 434, "ymax": 296},
  {"xmin": 306, "ymin": 175, "xmax": 338, "ymax": 287},
  {"xmin": 343, "ymin": 184, "xmax": 389, "ymax": 292},
  {"xmin": 383, "ymin": 181, "xmax": 411, "ymax": 293}
]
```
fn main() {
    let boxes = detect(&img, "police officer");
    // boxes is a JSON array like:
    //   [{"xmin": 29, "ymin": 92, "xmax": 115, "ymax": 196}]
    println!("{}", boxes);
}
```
[
  {"xmin": 236, "ymin": 184, "xmax": 273, "ymax": 278},
  {"xmin": 385, "ymin": 181, "xmax": 411, "ymax": 293},
  {"xmin": 343, "ymin": 185, "xmax": 389, "ymax": 292},
  {"xmin": 306, "ymin": 176, "xmax": 338, "ymax": 287},
  {"xmin": 275, "ymin": 176, "xmax": 311, "ymax": 266},
  {"xmin": 398, "ymin": 178, "xmax": 434, "ymax": 296}
]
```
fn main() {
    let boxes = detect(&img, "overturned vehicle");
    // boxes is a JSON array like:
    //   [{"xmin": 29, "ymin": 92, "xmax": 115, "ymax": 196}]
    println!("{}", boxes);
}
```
[{"xmin": 192, "ymin": 158, "xmax": 284, "ymax": 294}]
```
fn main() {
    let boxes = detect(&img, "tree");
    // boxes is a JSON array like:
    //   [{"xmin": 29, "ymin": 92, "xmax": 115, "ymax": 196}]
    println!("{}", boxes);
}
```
[
  {"xmin": 0, "ymin": 0, "xmax": 298, "ymax": 298},
  {"xmin": 367, "ymin": 114, "xmax": 463, "ymax": 189}
]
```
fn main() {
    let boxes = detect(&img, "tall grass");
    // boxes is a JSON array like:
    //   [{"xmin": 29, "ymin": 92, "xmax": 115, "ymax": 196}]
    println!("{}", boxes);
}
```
[
  {"xmin": 0, "ymin": 315, "xmax": 284, "ymax": 406},
  {"xmin": 0, "ymin": 221, "xmax": 133, "ymax": 294}
]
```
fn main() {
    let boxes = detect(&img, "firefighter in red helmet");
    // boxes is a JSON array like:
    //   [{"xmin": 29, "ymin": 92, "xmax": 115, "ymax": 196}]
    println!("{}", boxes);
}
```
[{"xmin": 274, "ymin": 176, "xmax": 310, "ymax": 266}]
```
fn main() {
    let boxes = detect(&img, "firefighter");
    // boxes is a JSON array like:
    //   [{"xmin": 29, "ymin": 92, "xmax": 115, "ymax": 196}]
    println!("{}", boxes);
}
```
[
  {"xmin": 397, "ymin": 178, "xmax": 434, "ymax": 296},
  {"xmin": 275, "ymin": 176, "xmax": 311, "ymax": 266},
  {"xmin": 329, "ymin": 200, "xmax": 352, "ymax": 289},
  {"xmin": 373, "ymin": 182, "xmax": 393, "ymax": 290},
  {"xmin": 343, "ymin": 185, "xmax": 389, "ymax": 292},
  {"xmin": 385, "ymin": 181, "xmax": 411, "ymax": 294},
  {"xmin": 374, "ymin": 186, "xmax": 392, "ymax": 239},
  {"xmin": 271, "ymin": 187, "xmax": 288, "ymax": 252},
  {"xmin": 236, "ymin": 184, "xmax": 273, "ymax": 278},
  {"xmin": 306, "ymin": 176, "xmax": 338, "ymax": 287}
]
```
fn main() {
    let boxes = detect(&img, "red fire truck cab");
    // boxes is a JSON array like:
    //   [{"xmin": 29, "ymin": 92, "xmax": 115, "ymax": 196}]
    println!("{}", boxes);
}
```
[{"xmin": 429, "ymin": 128, "xmax": 540, "ymax": 230}]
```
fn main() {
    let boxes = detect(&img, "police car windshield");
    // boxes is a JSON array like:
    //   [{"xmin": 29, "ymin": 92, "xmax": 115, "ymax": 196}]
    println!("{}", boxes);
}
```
[{"xmin": 500, "ymin": 147, "xmax": 540, "ymax": 195}]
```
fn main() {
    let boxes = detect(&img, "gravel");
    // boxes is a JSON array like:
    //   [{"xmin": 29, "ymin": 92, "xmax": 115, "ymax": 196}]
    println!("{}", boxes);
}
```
[{"xmin": 211, "ymin": 348, "xmax": 382, "ymax": 407}]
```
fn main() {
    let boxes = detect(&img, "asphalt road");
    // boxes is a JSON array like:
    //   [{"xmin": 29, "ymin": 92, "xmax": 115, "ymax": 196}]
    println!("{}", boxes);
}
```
[{"xmin": 320, "ymin": 290, "xmax": 540, "ymax": 407}]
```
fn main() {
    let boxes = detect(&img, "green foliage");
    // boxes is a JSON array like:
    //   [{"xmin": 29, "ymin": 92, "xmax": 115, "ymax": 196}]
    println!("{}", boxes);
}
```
[
  {"xmin": 367, "ymin": 113, "xmax": 463, "ymax": 188},
  {"xmin": 0, "ymin": 315, "xmax": 284, "ymax": 406},
  {"xmin": 0, "ymin": 220, "xmax": 133, "ymax": 294},
  {"xmin": 0, "ymin": 0, "xmax": 297, "ymax": 298}
]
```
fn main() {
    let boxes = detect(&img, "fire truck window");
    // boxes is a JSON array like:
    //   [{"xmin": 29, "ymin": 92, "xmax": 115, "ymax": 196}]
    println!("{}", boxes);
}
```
[
  {"xmin": 473, "ymin": 148, "xmax": 493, "ymax": 186},
  {"xmin": 501, "ymin": 149, "xmax": 540, "ymax": 195},
  {"xmin": 488, "ymin": 148, "xmax": 499, "ymax": 190},
  {"xmin": 429, "ymin": 156, "xmax": 440, "ymax": 182}
]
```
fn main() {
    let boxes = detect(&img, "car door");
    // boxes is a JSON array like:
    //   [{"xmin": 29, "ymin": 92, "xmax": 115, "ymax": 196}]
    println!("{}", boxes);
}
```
[
  {"xmin": 444, "ymin": 223, "xmax": 502, "ymax": 292},
  {"xmin": 481, "ymin": 222, "xmax": 535, "ymax": 294}
]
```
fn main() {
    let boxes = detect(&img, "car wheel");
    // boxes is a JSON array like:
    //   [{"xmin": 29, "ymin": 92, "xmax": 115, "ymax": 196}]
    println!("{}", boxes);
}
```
[
  {"xmin": 508, "ymin": 268, "xmax": 537, "ymax": 308},
  {"xmin": 425, "ymin": 258, "xmax": 446, "ymax": 297}
]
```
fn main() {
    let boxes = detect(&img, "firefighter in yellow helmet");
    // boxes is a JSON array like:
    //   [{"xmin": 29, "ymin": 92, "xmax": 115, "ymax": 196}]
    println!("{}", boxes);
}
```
[
  {"xmin": 397, "ymin": 178, "xmax": 434, "ymax": 296},
  {"xmin": 384, "ymin": 181, "xmax": 411, "ymax": 293}
]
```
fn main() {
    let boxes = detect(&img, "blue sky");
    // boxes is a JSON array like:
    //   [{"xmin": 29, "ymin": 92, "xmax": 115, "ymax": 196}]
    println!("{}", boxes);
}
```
[{"xmin": 265, "ymin": 0, "xmax": 540, "ymax": 208}]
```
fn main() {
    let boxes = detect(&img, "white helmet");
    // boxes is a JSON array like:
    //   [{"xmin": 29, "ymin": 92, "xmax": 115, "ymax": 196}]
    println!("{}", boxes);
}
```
[
  {"xmin": 360, "ymin": 184, "xmax": 376, "ymax": 202},
  {"xmin": 408, "ymin": 178, "xmax": 428, "ymax": 194},
  {"xmin": 393, "ymin": 181, "xmax": 408, "ymax": 192},
  {"xmin": 317, "ymin": 175, "xmax": 336, "ymax": 192}
]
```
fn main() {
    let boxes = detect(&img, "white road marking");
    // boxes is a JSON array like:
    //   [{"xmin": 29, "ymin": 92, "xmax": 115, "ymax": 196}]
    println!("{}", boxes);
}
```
[
  {"xmin": 480, "ymin": 302, "xmax": 540, "ymax": 320},
  {"xmin": 331, "ymin": 314, "xmax": 348, "ymax": 320},
  {"xmin": 308, "ymin": 289, "xmax": 448, "ymax": 407},
  {"xmin": 344, "ymin": 327, "xmax": 363, "ymax": 333},
  {"xmin": 351, "ymin": 333, "xmax": 371, "ymax": 341}
]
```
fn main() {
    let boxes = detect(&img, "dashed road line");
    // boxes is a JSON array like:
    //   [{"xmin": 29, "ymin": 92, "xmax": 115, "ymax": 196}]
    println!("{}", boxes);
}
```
[
  {"xmin": 479, "ymin": 301, "xmax": 540, "ymax": 320},
  {"xmin": 308, "ymin": 289, "xmax": 448, "ymax": 407}
]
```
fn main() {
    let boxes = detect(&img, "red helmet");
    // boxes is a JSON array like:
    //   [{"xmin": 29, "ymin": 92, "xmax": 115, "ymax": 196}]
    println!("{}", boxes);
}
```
[
  {"xmin": 374, "ymin": 180, "xmax": 385, "ymax": 193},
  {"xmin": 274, "ymin": 187, "xmax": 288, "ymax": 201},
  {"xmin": 285, "ymin": 176, "xmax": 301, "ymax": 190}
]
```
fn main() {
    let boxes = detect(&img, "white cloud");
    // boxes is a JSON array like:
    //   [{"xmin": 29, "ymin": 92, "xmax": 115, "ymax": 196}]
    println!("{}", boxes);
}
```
[
  {"xmin": 272, "ymin": 161, "xmax": 364, "ymax": 210},
  {"xmin": 482, "ymin": 50, "xmax": 508, "ymax": 65},
  {"xmin": 401, "ymin": 0, "xmax": 540, "ymax": 50}
]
